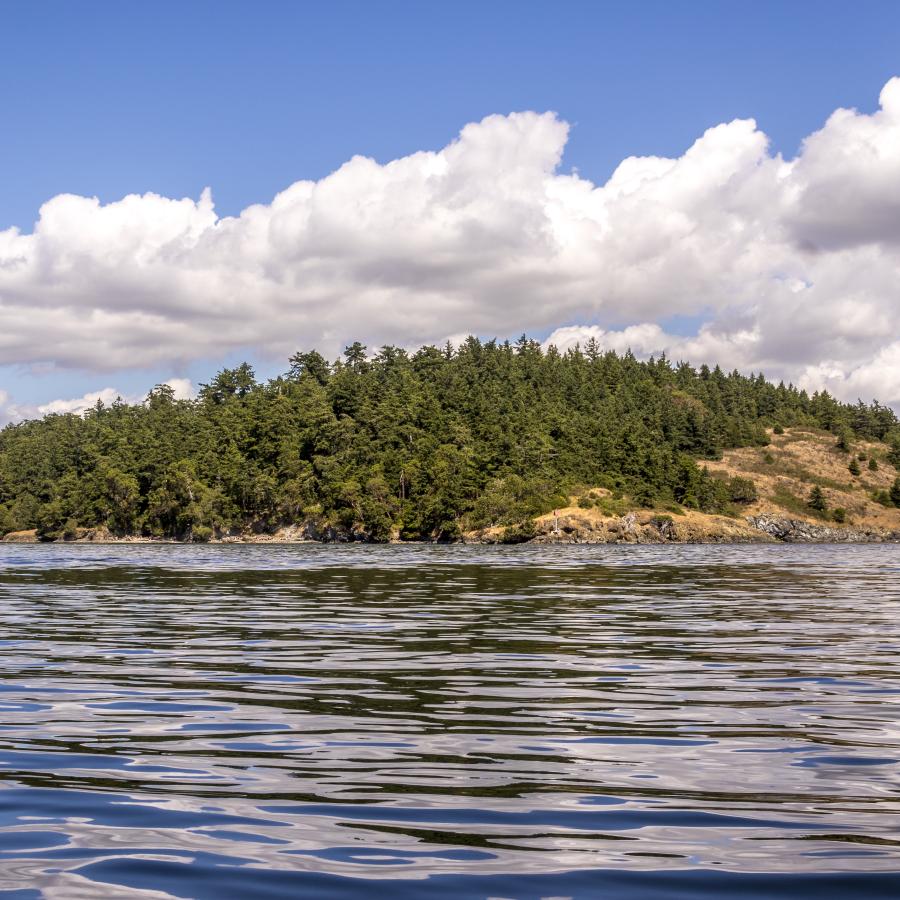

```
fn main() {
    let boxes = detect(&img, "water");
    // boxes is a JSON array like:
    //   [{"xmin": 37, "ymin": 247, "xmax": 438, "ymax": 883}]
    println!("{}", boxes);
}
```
[{"xmin": 0, "ymin": 543, "xmax": 898, "ymax": 898}]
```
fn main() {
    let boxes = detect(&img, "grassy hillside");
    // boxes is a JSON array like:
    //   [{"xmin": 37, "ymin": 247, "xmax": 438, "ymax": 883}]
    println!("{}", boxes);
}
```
[
  {"xmin": 493, "ymin": 428, "xmax": 900, "ymax": 544},
  {"xmin": 705, "ymin": 428, "xmax": 900, "ymax": 530}
]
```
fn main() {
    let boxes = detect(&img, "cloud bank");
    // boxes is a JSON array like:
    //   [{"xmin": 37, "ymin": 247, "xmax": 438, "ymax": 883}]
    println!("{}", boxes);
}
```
[{"xmin": 2, "ymin": 78, "xmax": 900, "ymax": 406}]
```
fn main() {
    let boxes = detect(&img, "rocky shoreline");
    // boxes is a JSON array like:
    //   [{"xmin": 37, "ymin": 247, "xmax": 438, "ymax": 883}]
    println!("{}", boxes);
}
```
[
  {"xmin": 744, "ymin": 515, "xmax": 900, "ymax": 543},
  {"xmin": 477, "ymin": 510, "xmax": 900, "ymax": 545},
  {"xmin": 3, "ymin": 510, "xmax": 899, "ymax": 545}
]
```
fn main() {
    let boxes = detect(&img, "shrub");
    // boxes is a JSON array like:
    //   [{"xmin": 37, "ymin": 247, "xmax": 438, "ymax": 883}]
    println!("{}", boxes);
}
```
[
  {"xmin": 500, "ymin": 519, "xmax": 536, "ymax": 544},
  {"xmin": 35, "ymin": 501, "xmax": 66, "ymax": 542},
  {"xmin": 773, "ymin": 424, "xmax": 784, "ymax": 435},
  {"xmin": 469, "ymin": 476, "xmax": 565, "ymax": 529},
  {"xmin": 835, "ymin": 428, "xmax": 852, "ymax": 453},
  {"xmin": 728, "ymin": 476, "xmax": 758, "ymax": 504},
  {"xmin": 0, "ymin": 506, "xmax": 18, "ymax": 537},
  {"xmin": 597, "ymin": 496, "xmax": 630, "ymax": 517},
  {"xmin": 848, "ymin": 459, "xmax": 861, "ymax": 477},
  {"xmin": 763, "ymin": 452, "xmax": 775, "ymax": 464},
  {"xmin": 832, "ymin": 507, "xmax": 846, "ymax": 524},
  {"xmin": 891, "ymin": 477, "xmax": 900, "ymax": 508},
  {"xmin": 62, "ymin": 518, "xmax": 79, "ymax": 541},
  {"xmin": 694, "ymin": 470, "xmax": 733, "ymax": 515},
  {"xmin": 191, "ymin": 525, "xmax": 214, "ymax": 543},
  {"xmin": 869, "ymin": 457, "xmax": 879, "ymax": 471}
]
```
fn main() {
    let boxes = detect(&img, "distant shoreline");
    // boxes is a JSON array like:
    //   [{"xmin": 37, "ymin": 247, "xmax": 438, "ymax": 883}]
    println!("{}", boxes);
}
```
[
  {"xmin": 5, "ymin": 427, "xmax": 900, "ymax": 547},
  {"xmin": 4, "ymin": 509, "xmax": 898, "ymax": 547}
]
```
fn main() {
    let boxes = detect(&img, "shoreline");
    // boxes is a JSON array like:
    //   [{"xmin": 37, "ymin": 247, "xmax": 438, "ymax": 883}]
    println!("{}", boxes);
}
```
[{"xmin": 3, "ymin": 509, "xmax": 899, "ymax": 546}]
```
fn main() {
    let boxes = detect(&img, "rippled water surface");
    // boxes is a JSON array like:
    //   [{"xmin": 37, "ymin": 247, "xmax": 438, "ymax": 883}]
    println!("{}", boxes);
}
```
[{"xmin": 1, "ymin": 543, "xmax": 899, "ymax": 898}]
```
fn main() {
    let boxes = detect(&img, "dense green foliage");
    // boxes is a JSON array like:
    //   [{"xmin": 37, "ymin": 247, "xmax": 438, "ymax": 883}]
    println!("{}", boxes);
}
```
[{"xmin": 1, "ymin": 337, "xmax": 897, "ymax": 541}]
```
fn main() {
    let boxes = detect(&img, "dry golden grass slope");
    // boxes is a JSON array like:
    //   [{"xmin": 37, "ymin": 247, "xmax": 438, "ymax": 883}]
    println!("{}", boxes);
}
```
[
  {"xmin": 516, "ymin": 427, "xmax": 900, "ymax": 544},
  {"xmin": 704, "ymin": 427, "xmax": 900, "ymax": 530}
]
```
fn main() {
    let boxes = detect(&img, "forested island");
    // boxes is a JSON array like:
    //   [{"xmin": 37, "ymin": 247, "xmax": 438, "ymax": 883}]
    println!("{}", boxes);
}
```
[{"xmin": 2, "ymin": 337, "xmax": 900, "ymax": 544}]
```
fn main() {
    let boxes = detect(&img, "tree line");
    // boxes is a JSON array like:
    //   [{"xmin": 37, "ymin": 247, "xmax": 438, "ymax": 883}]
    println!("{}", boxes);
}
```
[{"xmin": 1, "ymin": 336, "xmax": 897, "ymax": 541}]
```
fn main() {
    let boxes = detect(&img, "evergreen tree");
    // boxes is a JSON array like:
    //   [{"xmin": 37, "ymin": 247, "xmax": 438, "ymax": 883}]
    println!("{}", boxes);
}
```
[
  {"xmin": 835, "ymin": 427, "xmax": 853, "ymax": 453},
  {"xmin": 808, "ymin": 485, "xmax": 827, "ymax": 513},
  {"xmin": 891, "ymin": 477, "xmax": 900, "ymax": 508},
  {"xmin": 889, "ymin": 438, "xmax": 900, "ymax": 470}
]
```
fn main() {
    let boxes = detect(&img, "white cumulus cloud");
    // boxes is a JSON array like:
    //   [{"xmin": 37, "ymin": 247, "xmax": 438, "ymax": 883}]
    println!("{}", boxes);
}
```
[
  {"xmin": 1, "ymin": 79, "xmax": 900, "ymax": 405},
  {"xmin": 37, "ymin": 387, "xmax": 127, "ymax": 417},
  {"xmin": 0, "ymin": 380, "xmax": 195, "ymax": 426}
]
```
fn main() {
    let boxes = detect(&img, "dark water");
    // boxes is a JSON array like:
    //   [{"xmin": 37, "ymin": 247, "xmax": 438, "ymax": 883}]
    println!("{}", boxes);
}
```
[{"xmin": 0, "ymin": 544, "xmax": 899, "ymax": 899}]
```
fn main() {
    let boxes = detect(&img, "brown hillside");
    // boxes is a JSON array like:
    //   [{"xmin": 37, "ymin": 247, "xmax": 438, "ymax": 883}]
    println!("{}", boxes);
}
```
[
  {"xmin": 472, "ymin": 427, "xmax": 900, "ymax": 543},
  {"xmin": 704, "ymin": 427, "xmax": 900, "ymax": 530}
]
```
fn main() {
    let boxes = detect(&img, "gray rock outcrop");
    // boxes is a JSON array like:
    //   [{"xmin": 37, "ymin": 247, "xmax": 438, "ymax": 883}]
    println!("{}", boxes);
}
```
[{"xmin": 747, "ymin": 515, "xmax": 900, "ymax": 543}]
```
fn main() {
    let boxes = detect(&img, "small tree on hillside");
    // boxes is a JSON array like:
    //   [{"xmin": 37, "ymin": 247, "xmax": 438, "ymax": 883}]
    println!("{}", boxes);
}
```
[
  {"xmin": 887, "ymin": 435, "xmax": 900, "ymax": 469},
  {"xmin": 890, "ymin": 477, "xmax": 900, "ymax": 508},
  {"xmin": 808, "ymin": 485, "xmax": 827, "ymax": 513},
  {"xmin": 848, "ymin": 458, "xmax": 861, "ymax": 477},
  {"xmin": 835, "ymin": 428, "xmax": 852, "ymax": 453}
]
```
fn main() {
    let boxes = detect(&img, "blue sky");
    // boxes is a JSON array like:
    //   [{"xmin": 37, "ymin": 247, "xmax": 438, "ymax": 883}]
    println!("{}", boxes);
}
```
[
  {"xmin": 5, "ymin": 0, "xmax": 898, "ymax": 229},
  {"xmin": 3, "ymin": 1, "xmax": 900, "ymax": 412}
]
